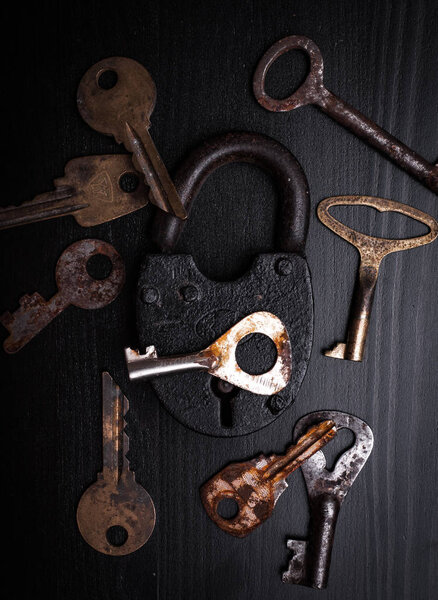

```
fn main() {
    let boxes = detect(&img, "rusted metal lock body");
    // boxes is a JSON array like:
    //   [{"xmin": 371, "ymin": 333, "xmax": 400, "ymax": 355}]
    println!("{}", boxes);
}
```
[{"xmin": 136, "ymin": 132, "xmax": 312, "ymax": 436}]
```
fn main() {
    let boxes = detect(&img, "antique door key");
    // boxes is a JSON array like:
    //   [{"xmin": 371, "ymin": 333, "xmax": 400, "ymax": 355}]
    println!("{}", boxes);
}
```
[
  {"xmin": 283, "ymin": 410, "xmax": 374, "ymax": 589},
  {"xmin": 0, "ymin": 155, "xmax": 147, "ymax": 230},
  {"xmin": 1, "ymin": 239, "xmax": 125, "ymax": 353},
  {"xmin": 201, "ymin": 419, "xmax": 336, "ymax": 537},
  {"xmin": 254, "ymin": 36, "xmax": 438, "ymax": 194},
  {"xmin": 125, "ymin": 312, "xmax": 292, "ymax": 395},
  {"xmin": 318, "ymin": 196, "xmax": 438, "ymax": 361},
  {"xmin": 77, "ymin": 372, "xmax": 156, "ymax": 555},
  {"xmin": 77, "ymin": 57, "xmax": 186, "ymax": 219}
]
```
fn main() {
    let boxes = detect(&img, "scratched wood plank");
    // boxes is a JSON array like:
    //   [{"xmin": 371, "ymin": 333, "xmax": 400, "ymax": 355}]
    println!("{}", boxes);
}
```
[{"xmin": 1, "ymin": 1, "xmax": 437, "ymax": 599}]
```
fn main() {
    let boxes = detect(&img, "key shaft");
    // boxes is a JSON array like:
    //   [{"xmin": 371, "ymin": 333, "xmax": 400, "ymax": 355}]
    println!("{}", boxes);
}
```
[
  {"xmin": 102, "ymin": 371, "xmax": 130, "ymax": 483},
  {"xmin": 254, "ymin": 36, "xmax": 438, "ymax": 194}
]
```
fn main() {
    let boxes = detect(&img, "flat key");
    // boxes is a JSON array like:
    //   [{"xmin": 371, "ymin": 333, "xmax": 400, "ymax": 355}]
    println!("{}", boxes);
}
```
[
  {"xmin": 254, "ymin": 36, "xmax": 438, "ymax": 194},
  {"xmin": 0, "ymin": 239, "xmax": 125, "ymax": 353},
  {"xmin": 77, "ymin": 372, "xmax": 156, "ymax": 555},
  {"xmin": 0, "ymin": 155, "xmax": 147, "ymax": 230},
  {"xmin": 125, "ymin": 311, "xmax": 292, "ymax": 395},
  {"xmin": 318, "ymin": 196, "xmax": 438, "ymax": 361},
  {"xmin": 201, "ymin": 419, "xmax": 336, "ymax": 537},
  {"xmin": 77, "ymin": 57, "xmax": 186, "ymax": 219},
  {"xmin": 283, "ymin": 411, "xmax": 374, "ymax": 589}
]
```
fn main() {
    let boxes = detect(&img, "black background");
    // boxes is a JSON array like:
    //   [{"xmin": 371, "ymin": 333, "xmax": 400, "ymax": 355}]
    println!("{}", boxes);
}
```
[{"xmin": 2, "ymin": 1, "xmax": 437, "ymax": 599}]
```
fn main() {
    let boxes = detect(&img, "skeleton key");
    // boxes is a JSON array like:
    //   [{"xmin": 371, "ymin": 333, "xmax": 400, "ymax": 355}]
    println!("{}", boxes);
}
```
[
  {"xmin": 318, "ymin": 196, "xmax": 438, "ymax": 361},
  {"xmin": 125, "ymin": 311, "xmax": 292, "ymax": 395},
  {"xmin": 201, "ymin": 419, "xmax": 336, "ymax": 537},
  {"xmin": 77, "ymin": 57, "xmax": 186, "ymax": 219},
  {"xmin": 0, "ymin": 155, "xmax": 147, "ymax": 230},
  {"xmin": 77, "ymin": 372, "xmax": 156, "ymax": 555},
  {"xmin": 254, "ymin": 36, "xmax": 438, "ymax": 194},
  {"xmin": 283, "ymin": 410, "xmax": 374, "ymax": 589},
  {"xmin": 0, "ymin": 239, "xmax": 125, "ymax": 353}
]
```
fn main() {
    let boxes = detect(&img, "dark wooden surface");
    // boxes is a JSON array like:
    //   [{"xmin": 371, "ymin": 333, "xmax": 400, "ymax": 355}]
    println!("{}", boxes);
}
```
[{"xmin": 2, "ymin": 1, "xmax": 437, "ymax": 598}]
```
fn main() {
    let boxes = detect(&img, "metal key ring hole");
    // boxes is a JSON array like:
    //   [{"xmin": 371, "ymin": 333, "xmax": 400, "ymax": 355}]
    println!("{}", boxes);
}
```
[
  {"xmin": 216, "ymin": 497, "xmax": 240, "ymax": 520},
  {"xmin": 118, "ymin": 171, "xmax": 140, "ymax": 193},
  {"xmin": 318, "ymin": 196, "xmax": 438, "ymax": 258},
  {"xmin": 106, "ymin": 525, "xmax": 128, "ymax": 547},
  {"xmin": 254, "ymin": 35, "xmax": 324, "ymax": 111},
  {"xmin": 235, "ymin": 333, "xmax": 278, "ymax": 375},
  {"xmin": 86, "ymin": 253, "xmax": 113, "ymax": 280},
  {"xmin": 96, "ymin": 68, "xmax": 118, "ymax": 90},
  {"xmin": 321, "ymin": 427, "xmax": 355, "ymax": 471}
]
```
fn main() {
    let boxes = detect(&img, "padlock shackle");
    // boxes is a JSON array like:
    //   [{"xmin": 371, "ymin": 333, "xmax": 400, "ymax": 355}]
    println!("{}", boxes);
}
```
[{"xmin": 152, "ymin": 132, "xmax": 310, "ymax": 254}]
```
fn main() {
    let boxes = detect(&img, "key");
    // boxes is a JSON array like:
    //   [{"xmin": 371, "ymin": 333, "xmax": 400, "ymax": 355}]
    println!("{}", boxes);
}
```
[
  {"xmin": 0, "ymin": 239, "xmax": 125, "ymax": 353},
  {"xmin": 76, "ymin": 372, "xmax": 156, "ymax": 555},
  {"xmin": 0, "ymin": 155, "xmax": 147, "ymax": 230},
  {"xmin": 201, "ymin": 419, "xmax": 336, "ymax": 537},
  {"xmin": 283, "ymin": 410, "xmax": 374, "ymax": 589},
  {"xmin": 125, "ymin": 311, "xmax": 292, "ymax": 395},
  {"xmin": 318, "ymin": 196, "xmax": 438, "ymax": 361},
  {"xmin": 254, "ymin": 36, "xmax": 438, "ymax": 194},
  {"xmin": 77, "ymin": 57, "xmax": 186, "ymax": 219}
]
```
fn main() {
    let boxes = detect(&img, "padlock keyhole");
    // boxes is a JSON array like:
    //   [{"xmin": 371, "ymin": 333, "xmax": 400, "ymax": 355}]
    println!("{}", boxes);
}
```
[{"xmin": 211, "ymin": 379, "xmax": 238, "ymax": 428}]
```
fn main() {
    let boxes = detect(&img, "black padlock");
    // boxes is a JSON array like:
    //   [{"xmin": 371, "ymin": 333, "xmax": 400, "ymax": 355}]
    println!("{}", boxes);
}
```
[{"xmin": 136, "ymin": 132, "xmax": 312, "ymax": 436}]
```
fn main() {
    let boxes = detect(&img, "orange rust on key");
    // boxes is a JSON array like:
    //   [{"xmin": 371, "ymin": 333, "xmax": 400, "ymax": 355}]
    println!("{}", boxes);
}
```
[{"xmin": 200, "ymin": 420, "xmax": 336, "ymax": 537}]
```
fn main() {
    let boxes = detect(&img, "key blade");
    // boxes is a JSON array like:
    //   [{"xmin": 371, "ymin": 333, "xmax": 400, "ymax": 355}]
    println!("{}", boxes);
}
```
[
  {"xmin": 102, "ymin": 372, "xmax": 130, "ymax": 483},
  {"xmin": 263, "ymin": 420, "xmax": 337, "ymax": 483},
  {"xmin": 0, "ymin": 187, "xmax": 87, "ymax": 230}
]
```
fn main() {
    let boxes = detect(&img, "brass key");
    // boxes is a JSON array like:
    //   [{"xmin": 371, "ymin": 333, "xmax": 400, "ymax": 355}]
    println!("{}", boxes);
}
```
[
  {"xmin": 200, "ymin": 419, "xmax": 336, "ymax": 537},
  {"xmin": 0, "ymin": 155, "xmax": 146, "ymax": 230},
  {"xmin": 318, "ymin": 196, "xmax": 438, "ymax": 361},
  {"xmin": 77, "ymin": 372, "xmax": 156, "ymax": 555},
  {"xmin": 77, "ymin": 57, "xmax": 186, "ymax": 219}
]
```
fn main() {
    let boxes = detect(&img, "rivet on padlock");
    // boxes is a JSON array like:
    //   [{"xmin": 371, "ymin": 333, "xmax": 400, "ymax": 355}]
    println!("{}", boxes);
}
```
[{"xmin": 134, "ymin": 132, "xmax": 313, "ymax": 437}]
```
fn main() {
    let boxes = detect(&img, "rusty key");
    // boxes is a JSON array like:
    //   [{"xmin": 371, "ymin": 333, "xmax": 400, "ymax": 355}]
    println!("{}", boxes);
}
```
[
  {"xmin": 0, "ymin": 239, "xmax": 125, "ymax": 353},
  {"xmin": 283, "ymin": 410, "xmax": 374, "ymax": 589},
  {"xmin": 125, "ymin": 312, "xmax": 292, "ymax": 395},
  {"xmin": 0, "ymin": 155, "xmax": 147, "ymax": 230},
  {"xmin": 200, "ymin": 419, "xmax": 336, "ymax": 537},
  {"xmin": 77, "ymin": 57, "xmax": 186, "ymax": 219},
  {"xmin": 318, "ymin": 196, "xmax": 438, "ymax": 361},
  {"xmin": 254, "ymin": 36, "xmax": 438, "ymax": 194},
  {"xmin": 77, "ymin": 372, "xmax": 156, "ymax": 555}
]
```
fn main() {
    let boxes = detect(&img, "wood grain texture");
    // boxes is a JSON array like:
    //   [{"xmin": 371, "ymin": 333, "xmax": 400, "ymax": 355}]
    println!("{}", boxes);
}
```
[{"xmin": 1, "ymin": 1, "xmax": 437, "ymax": 598}]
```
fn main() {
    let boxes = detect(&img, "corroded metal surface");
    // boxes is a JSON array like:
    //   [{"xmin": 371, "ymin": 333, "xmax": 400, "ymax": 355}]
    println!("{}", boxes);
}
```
[
  {"xmin": 317, "ymin": 196, "xmax": 438, "ymax": 361},
  {"xmin": 0, "ymin": 239, "xmax": 125, "ymax": 353},
  {"xmin": 77, "ymin": 57, "xmax": 186, "ymax": 219},
  {"xmin": 283, "ymin": 410, "xmax": 374, "ymax": 589},
  {"xmin": 253, "ymin": 35, "xmax": 438, "ymax": 194},
  {"xmin": 0, "ymin": 155, "xmax": 147, "ymax": 230},
  {"xmin": 200, "ymin": 420, "xmax": 336, "ymax": 537},
  {"xmin": 126, "ymin": 311, "xmax": 292, "ymax": 395},
  {"xmin": 76, "ymin": 372, "xmax": 156, "ymax": 556}
]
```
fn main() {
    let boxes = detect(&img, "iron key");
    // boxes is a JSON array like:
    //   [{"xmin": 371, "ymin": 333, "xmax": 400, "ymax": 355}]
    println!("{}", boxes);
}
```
[
  {"xmin": 201, "ymin": 419, "xmax": 336, "ymax": 537},
  {"xmin": 0, "ymin": 239, "xmax": 125, "ymax": 353},
  {"xmin": 77, "ymin": 57, "xmax": 186, "ymax": 219},
  {"xmin": 318, "ymin": 196, "xmax": 438, "ymax": 361},
  {"xmin": 77, "ymin": 372, "xmax": 156, "ymax": 555},
  {"xmin": 0, "ymin": 155, "xmax": 147, "ymax": 230},
  {"xmin": 125, "ymin": 311, "xmax": 292, "ymax": 395},
  {"xmin": 254, "ymin": 36, "xmax": 438, "ymax": 194},
  {"xmin": 283, "ymin": 410, "xmax": 374, "ymax": 589}
]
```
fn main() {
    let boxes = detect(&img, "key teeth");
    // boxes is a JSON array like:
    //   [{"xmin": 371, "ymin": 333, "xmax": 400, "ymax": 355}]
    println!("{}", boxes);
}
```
[
  {"xmin": 125, "ymin": 346, "xmax": 157, "ymax": 362},
  {"xmin": 324, "ymin": 341, "xmax": 347, "ymax": 359},
  {"xmin": 282, "ymin": 539, "xmax": 308, "ymax": 584}
]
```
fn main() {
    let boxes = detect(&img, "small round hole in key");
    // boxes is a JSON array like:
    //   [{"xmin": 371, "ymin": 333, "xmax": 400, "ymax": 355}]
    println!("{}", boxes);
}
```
[
  {"xmin": 118, "ymin": 171, "xmax": 140, "ymax": 193},
  {"xmin": 97, "ymin": 69, "xmax": 118, "ymax": 90},
  {"xmin": 217, "ymin": 498, "xmax": 239, "ymax": 520},
  {"xmin": 106, "ymin": 525, "xmax": 128, "ymax": 547},
  {"xmin": 235, "ymin": 333, "xmax": 277, "ymax": 375},
  {"xmin": 86, "ymin": 254, "xmax": 113, "ymax": 280}
]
